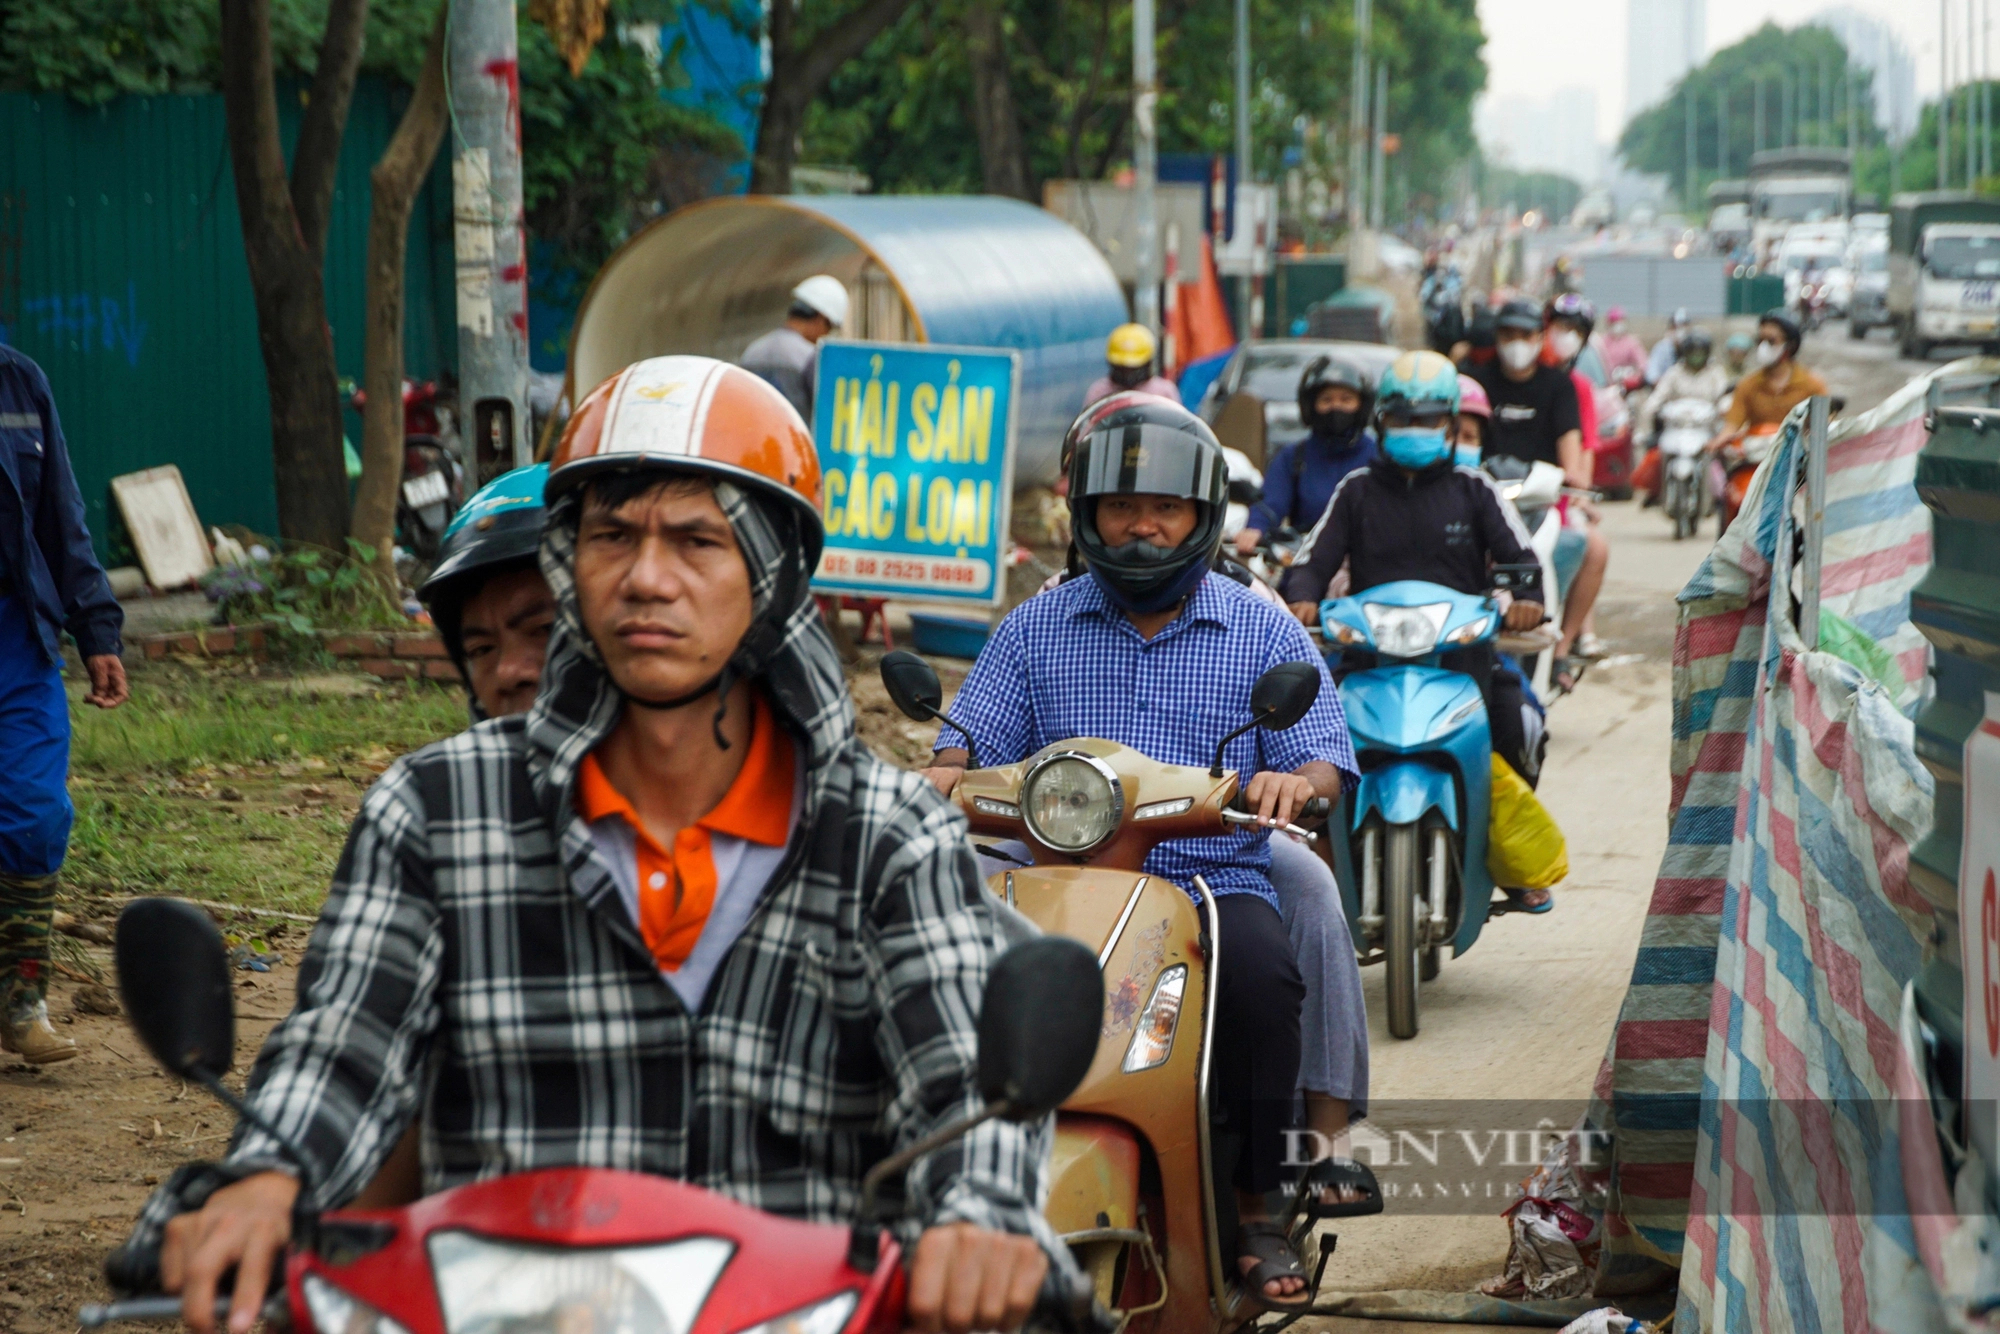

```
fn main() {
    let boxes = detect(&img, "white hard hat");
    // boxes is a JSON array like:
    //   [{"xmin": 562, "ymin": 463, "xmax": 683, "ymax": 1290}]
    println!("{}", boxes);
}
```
[{"xmin": 790, "ymin": 274, "xmax": 849, "ymax": 329}]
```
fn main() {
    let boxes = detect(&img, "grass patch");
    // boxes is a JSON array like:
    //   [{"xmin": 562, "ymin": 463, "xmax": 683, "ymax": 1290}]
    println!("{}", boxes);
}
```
[
  {"xmin": 72, "ymin": 663, "xmax": 468, "ymax": 774},
  {"xmin": 62, "ymin": 662, "xmax": 467, "ymax": 918}
]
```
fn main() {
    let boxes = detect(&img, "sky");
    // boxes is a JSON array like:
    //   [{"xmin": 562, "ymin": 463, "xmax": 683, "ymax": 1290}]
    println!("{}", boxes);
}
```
[{"xmin": 1476, "ymin": 0, "xmax": 1948, "ymax": 146}]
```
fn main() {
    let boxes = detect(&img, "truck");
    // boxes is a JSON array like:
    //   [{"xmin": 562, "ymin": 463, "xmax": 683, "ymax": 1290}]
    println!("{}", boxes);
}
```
[
  {"xmin": 1748, "ymin": 148, "xmax": 1852, "ymax": 257},
  {"xmin": 1707, "ymin": 179, "xmax": 1752, "ymax": 252},
  {"xmin": 1888, "ymin": 192, "xmax": 2000, "ymax": 360}
]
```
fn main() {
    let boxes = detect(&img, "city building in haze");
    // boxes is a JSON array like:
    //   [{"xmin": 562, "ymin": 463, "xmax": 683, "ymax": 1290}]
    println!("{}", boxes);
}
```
[
  {"xmin": 1478, "ymin": 86, "xmax": 1606, "ymax": 185},
  {"xmin": 1811, "ymin": 7, "xmax": 1919, "ymax": 142},
  {"xmin": 1626, "ymin": 0, "xmax": 1708, "ymax": 118}
]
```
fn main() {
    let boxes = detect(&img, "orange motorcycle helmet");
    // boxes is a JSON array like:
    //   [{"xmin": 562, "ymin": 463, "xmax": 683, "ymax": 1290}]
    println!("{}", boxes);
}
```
[{"xmin": 547, "ymin": 355, "xmax": 824, "ymax": 564}]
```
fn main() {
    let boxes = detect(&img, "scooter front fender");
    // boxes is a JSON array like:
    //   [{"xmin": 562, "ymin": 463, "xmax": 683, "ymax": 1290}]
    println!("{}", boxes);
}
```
[{"xmin": 1354, "ymin": 760, "xmax": 1460, "ymax": 829}]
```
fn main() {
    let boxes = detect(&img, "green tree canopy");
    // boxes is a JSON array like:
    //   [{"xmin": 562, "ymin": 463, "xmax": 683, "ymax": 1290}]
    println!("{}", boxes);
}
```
[
  {"xmin": 803, "ymin": 0, "xmax": 1485, "ymax": 215},
  {"xmin": 1618, "ymin": 22, "xmax": 1880, "ymax": 209}
]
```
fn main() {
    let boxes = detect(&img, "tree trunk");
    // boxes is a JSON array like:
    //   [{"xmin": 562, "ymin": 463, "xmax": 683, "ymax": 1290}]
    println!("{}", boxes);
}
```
[
  {"xmin": 964, "ymin": 0, "xmax": 1031, "ymax": 200},
  {"xmin": 751, "ymin": 0, "xmax": 921, "ymax": 193},
  {"xmin": 353, "ymin": 8, "xmax": 451, "ymax": 579},
  {"xmin": 217, "ymin": 0, "xmax": 368, "ymax": 549}
]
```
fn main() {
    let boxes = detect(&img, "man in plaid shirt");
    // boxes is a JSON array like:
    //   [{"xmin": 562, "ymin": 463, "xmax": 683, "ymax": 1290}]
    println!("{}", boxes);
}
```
[{"xmin": 120, "ymin": 359, "xmax": 1064, "ymax": 1334}]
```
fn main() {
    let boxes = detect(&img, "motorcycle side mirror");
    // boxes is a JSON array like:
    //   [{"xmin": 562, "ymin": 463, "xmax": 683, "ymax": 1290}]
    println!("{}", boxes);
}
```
[
  {"xmin": 879, "ymin": 649, "xmax": 943, "ymax": 722},
  {"xmin": 1250, "ymin": 662, "xmax": 1321, "ymax": 733},
  {"xmin": 977, "ymin": 937, "xmax": 1103, "ymax": 1120},
  {"xmin": 879, "ymin": 649, "xmax": 982, "ymax": 768},
  {"xmin": 114, "ymin": 898, "xmax": 322, "ymax": 1216},
  {"xmin": 1209, "ymin": 662, "xmax": 1322, "ymax": 777},
  {"xmin": 116, "ymin": 897, "xmax": 235, "ymax": 1081},
  {"xmin": 849, "ymin": 937, "xmax": 1103, "ymax": 1271}
]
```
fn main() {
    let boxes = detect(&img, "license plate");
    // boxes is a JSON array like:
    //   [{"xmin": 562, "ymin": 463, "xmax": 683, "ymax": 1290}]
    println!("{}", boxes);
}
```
[{"xmin": 403, "ymin": 471, "xmax": 450, "ymax": 508}]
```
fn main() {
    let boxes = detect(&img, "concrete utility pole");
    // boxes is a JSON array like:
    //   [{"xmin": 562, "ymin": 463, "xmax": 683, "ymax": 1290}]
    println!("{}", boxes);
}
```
[
  {"xmin": 1234, "ymin": 0, "xmax": 1253, "ymax": 340},
  {"xmin": 1347, "ymin": 0, "xmax": 1371, "ymax": 235},
  {"xmin": 1719, "ymin": 87, "xmax": 1730, "ymax": 179},
  {"xmin": 1369, "ymin": 63, "xmax": 1387, "ymax": 231},
  {"xmin": 1685, "ymin": 85, "xmax": 1697, "ymax": 206},
  {"xmin": 450, "ymin": 0, "xmax": 531, "ymax": 479},
  {"xmin": 1755, "ymin": 75, "xmax": 1764, "ymax": 154},
  {"xmin": 1944, "ymin": 0, "xmax": 1953, "ymax": 190},
  {"xmin": 1970, "ymin": 0, "xmax": 1979, "ymax": 186},
  {"xmin": 1133, "ymin": 0, "xmax": 1160, "ymax": 332}
]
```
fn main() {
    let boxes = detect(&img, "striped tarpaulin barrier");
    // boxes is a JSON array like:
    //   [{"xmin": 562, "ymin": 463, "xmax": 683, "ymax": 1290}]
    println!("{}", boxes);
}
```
[{"xmin": 1585, "ymin": 366, "xmax": 1942, "ymax": 1325}]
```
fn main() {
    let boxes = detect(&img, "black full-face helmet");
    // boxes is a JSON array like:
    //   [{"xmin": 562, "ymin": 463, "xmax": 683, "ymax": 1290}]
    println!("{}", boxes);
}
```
[
  {"xmin": 1063, "ymin": 393, "xmax": 1230, "ymax": 614},
  {"xmin": 1296, "ymin": 355, "xmax": 1375, "ymax": 441}
]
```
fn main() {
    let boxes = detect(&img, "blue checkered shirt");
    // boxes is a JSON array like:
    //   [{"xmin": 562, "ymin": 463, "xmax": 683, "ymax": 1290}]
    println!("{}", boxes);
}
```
[{"xmin": 936, "ymin": 572, "xmax": 1358, "ymax": 907}]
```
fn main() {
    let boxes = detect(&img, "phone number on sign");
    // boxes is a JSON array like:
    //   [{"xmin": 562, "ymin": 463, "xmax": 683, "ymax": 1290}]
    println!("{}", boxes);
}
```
[{"xmin": 817, "ymin": 549, "xmax": 993, "ymax": 593}]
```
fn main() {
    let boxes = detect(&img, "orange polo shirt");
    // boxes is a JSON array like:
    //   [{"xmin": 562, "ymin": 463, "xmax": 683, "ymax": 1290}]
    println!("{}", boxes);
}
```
[{"xmin": 575, "ymin": 692, "xmax": 796, "ymax": 974}]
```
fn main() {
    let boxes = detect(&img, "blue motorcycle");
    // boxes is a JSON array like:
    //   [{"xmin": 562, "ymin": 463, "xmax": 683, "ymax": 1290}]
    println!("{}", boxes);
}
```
[{"xmin": 1319, "ymin": 577, "xmax": 1527, "ymax": 1039}]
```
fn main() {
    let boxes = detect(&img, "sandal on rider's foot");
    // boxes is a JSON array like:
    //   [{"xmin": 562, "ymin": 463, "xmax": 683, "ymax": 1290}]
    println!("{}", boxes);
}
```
[
  {"xmin": 1575, "ymin": 633, "xmax": 1610, "ymax": 660},
  {"xmin": 1235, "ymin": 1221, "xmax": 1314, "ymax": 1313},
  {"xmin": 1291, "ymin": 1156, "xmax": 1384, "ymax": 1220},
  {"xmin": 1550, "ymin": 657, "xmax": 1584, "ymax": 695},
  {"xmin": 1499, "ymin": 886, "xmax": 1554, "ymax": 914}
]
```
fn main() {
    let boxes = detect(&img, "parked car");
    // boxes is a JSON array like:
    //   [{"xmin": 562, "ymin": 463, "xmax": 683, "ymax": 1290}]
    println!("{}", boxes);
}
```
[{"xmin": 1192, "ymin": 339, "xmax": 1403, "ymax": 460}]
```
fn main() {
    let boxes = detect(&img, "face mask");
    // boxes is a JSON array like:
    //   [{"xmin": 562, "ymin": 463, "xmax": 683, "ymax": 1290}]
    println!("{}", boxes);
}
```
[
  {"xmin": 1453, "ymin": 442, "xmax": 1482, "ymax": 468},
  {"xmin": 1498, "ymin": 338, "xmax": 1540, "ymax": 372},
  {"xmin": 1608, "ymin": 320, "xmax": 1627, "ymax": 336},
  {"xmin": 1685, "ymin": 352, "xmax": 1709, "ymax": 371},
  {"xmin": 1549, "ymin": 329, "xmax": 1583, "ymax": 362},
  {"xmin": 1313, "ymin": 407, "xmax": 1363, "ymax": 441},
  {"xmin": 1753, "ymin": 339, "xmax": 1782, "ymax": 369},
  {"xmin": 1382, "ymin": 427, "xmax": 1452, "ymax": 470}
]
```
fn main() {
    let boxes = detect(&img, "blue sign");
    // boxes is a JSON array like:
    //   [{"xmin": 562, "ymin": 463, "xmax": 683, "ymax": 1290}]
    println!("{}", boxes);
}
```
[{"xmin": 811, "ymin": 340, "xmax": 1020, "ymax": 606}]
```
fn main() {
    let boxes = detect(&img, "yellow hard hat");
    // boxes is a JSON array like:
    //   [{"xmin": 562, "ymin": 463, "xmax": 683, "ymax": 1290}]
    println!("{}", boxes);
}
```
[{"xmin": 1105, "ymin": 323, "xmax": 1157, "ymax": 369}]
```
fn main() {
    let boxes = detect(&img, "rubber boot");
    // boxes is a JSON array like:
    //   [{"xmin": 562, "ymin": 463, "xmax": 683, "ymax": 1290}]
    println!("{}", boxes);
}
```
[{"xmin": 0, "ymin": 870, "xmax": 78, "ymax": 1064}]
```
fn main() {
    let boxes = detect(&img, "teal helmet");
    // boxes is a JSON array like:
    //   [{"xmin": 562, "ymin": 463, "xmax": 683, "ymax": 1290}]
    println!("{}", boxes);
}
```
[
  {"xmin": 419, "ymin": 463, "xmax": 549, "ymax": 672},
  {"xmin": 1374, "ymin": 349, "xmax": 1462, "ymax": 420}
]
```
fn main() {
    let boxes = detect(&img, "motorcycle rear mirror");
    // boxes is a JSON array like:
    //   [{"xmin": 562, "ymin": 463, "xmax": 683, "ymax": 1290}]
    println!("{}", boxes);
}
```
[
  {"xmin": 879, "ymin": 650, "xmax": 943, "ymax": 722},
  {"xmin": 978, "ymin": 937, "xmax": 1104, "ymax": 1119},
  {"xmin": 1250, "ymin": 662, "xmax": 1321, "ymax": 733},
  {"xmin": 116, "ymin": 898, "xmax": 234, "ymax": 1080},
  {"xmin": 1209, "ymin": 662, "xmax": 1323, "ymax": 776},
  {"xmin": 878, "ymin": 649, "xmax": 983, "ymax": 768}
]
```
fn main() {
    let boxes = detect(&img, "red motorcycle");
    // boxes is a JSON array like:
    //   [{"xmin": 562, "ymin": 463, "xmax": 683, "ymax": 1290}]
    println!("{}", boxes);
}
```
[{"xmin": 84, "ymin": 900, "xmax": 1108, "ymax": 1334}]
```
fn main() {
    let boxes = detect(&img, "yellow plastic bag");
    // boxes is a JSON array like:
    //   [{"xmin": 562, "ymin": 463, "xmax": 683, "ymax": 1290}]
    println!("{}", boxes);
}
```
[{"xmin": 1486, "ymin": 753, "xmax": 1568, "ymax": 890}]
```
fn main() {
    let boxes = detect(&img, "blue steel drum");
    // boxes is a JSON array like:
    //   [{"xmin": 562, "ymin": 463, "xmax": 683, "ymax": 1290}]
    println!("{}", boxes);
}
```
[{"xmin": 565, "ymin": 195, "xmax": 1128, "ymax": 484}]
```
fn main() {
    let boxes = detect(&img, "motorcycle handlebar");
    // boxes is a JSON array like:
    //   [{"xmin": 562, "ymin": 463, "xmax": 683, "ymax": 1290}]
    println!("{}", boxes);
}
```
[
  {"xmin": 79, "ymin": 1295, "xmax": 287, "ymax": 1330},
  {"xmin": 1225, "ymin": 793, "xmax": 1331, "ymax": 826}
]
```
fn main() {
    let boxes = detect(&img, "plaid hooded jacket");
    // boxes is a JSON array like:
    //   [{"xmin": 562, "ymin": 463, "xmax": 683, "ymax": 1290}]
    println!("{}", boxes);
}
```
[{"xmin": 119, "ymin": 479, "xmax": 1060, "ymax": 1268}]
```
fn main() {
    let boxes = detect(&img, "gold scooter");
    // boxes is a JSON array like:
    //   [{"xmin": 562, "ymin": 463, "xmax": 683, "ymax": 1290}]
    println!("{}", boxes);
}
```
[{"xmin": 878, "ymin": 652, "xmax": 1344, "ymax": 1334}]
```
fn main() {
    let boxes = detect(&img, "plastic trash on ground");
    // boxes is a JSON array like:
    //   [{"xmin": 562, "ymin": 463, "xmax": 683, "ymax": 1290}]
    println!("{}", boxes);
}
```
[
  {"xmin": 1480, "ymin": 1130, "xmax": 1606, "ymax": 1301},
  {"xmin": 1486, "ymin": 753, "xmax": 1568, "ymax": 890},
  {"xmin": 1554, "ymin": 1308, "xmax": 1656, "ymax": 1334}
]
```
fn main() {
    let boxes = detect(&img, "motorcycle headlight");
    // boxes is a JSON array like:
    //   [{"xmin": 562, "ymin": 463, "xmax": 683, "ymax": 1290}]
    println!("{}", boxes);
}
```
[
  {"xmin": 427, "ymin": 1232, "xmax": 734, "ymax": 1334},
  {"xmin": 734, "ymin": 1291, "xmax": 861, "ymax": 1334},
  {"xmin": 303, "ymin": 1273, "xmax": 414, "ymax": 1334},
  {"xmin": 1361, "ymin": 602, "xmax": 1450, "ymax": 658},
  {"xmin": 1020, "ymin": 753, "xmax": 1124, "ymax": 854},
  {"xmin": 1443, "ymin": 615, "xmax": 1493, "ymax": 646},
  {"xmin": 1122, "ymin": 964, "xmax": 1188, "ymax": 1073}
]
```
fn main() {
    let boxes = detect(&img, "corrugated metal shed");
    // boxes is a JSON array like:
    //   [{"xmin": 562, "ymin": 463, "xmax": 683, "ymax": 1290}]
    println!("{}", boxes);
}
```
[
  {"xmin": 0, "ymin": 81, "xmax": 456, "ymax": 557},
  {"xmin": 566, "ymin": 195, "xmax": 1128, "ymax": 483}
]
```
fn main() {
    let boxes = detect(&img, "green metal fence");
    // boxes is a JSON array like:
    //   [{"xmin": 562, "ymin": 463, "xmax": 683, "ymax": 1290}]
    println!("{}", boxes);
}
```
[
  {"xmin": 0, "ymin": 81, "xmax": 457, "ymax": 559},
  {"xmin": 1908, "ymin": 373, "xmax": 2000, "ymax": 1053},
  {"xmin": 1725, "ymin": 272, "xmax": 1786, "ymax": 316}
]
